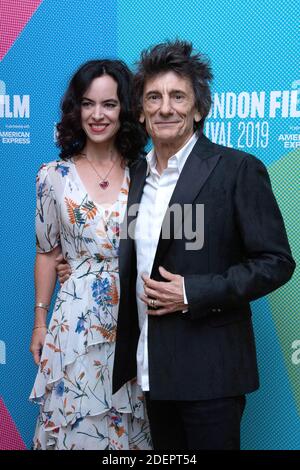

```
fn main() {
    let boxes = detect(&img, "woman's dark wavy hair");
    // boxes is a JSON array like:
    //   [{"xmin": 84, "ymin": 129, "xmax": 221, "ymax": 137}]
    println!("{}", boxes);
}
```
[
  {"xmin": 56, "ymin": 59, "xmax": 147, "ymax": 161},
  {"xmin": 133, "ymin": 40, "xmax": 213, "ymax": 131}
]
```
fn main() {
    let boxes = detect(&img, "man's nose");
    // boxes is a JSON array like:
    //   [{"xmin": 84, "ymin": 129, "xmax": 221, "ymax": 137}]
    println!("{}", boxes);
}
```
[{"xmin": 159, "ymin": 97, "xmax": 173, "ymax": 115}]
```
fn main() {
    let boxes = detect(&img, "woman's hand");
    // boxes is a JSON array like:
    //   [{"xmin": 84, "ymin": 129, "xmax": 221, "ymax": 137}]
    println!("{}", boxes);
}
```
[{"xmin": 30, "ymin": 327, "xmax": 47, "ymax": 365}]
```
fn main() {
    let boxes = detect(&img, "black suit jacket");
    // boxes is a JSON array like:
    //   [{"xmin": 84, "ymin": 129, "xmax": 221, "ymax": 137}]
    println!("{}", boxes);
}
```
[{"xmin": 113, "ymin": 134, "xmax": 295, "ymax": 400}]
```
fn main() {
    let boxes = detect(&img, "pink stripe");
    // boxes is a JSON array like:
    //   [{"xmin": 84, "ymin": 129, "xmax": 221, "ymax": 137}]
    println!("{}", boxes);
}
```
[
  {"xmin": 0, "ymin": 0, "xmax": 43, "ymax": 61},
  {"xmin": 0, "ymin": 397, "xmax": 26, "ymax": 450}
]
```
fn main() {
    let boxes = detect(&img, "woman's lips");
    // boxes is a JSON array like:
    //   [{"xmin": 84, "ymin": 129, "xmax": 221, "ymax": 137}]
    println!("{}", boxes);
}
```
[{"xmin": 89, "ymin": 123, "xmax": 109, "ymax": 133}]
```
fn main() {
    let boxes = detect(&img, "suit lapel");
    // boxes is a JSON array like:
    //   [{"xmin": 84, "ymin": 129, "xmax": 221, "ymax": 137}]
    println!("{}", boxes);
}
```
[
  {"xmin": 119, "ymin": 159, "xmax": 148, "ymax": 282},
  {"xmin": 151, "ymin": 135, "xmax": 221, "ymax": 274}
]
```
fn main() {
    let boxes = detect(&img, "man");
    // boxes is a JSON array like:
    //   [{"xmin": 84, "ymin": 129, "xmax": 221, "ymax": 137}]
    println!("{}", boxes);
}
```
[
  {"xmin": 112, "ymin": 40, "xmax": 295, "ymax": 450},
  {"xmin": 57, "ymin": 40, "xmax": 295, "ymax": 449}
]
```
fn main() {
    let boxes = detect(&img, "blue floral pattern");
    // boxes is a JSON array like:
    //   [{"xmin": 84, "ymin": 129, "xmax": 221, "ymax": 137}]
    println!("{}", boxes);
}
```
[{"xmin": 30, "ymin": 160, "xmax": 152, "ymax": 450}]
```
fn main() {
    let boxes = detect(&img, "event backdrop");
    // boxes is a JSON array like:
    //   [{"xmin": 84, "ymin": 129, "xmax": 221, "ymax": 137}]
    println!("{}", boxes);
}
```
[{"xmin": 0, "ymin": 0, "xmax": 299, "ymax": 450}]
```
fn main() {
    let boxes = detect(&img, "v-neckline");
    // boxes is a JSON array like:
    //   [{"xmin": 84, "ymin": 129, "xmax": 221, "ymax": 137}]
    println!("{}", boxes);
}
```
[{"xmin": 70, "ymin": 158, "xmax": 128, "ymax": 210}]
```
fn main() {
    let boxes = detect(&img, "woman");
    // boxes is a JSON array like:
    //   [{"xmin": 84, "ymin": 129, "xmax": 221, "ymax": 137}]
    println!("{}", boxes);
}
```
[{"xmin": 29, "ymin": 60, "xmax": 151, "ymax": 450}]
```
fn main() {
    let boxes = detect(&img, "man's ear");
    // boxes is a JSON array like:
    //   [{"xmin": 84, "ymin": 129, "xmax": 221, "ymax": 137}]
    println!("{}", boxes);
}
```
[
  {"xmin": 194, "ymin": 111, "xmax": 201, "ymax": 122},
  {"xmin": 139, "ymin": 112, "xmax": 145, "ymax": 124}
]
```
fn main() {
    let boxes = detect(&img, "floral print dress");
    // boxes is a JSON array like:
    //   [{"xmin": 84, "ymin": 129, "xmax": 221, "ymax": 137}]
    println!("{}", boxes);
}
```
[{"xmin": 29, "ymin": 160, "xmax": 152, "ymax": 450}]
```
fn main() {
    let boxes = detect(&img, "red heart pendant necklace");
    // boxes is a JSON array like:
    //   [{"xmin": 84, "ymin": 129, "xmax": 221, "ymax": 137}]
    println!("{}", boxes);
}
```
[{"xmin": 80, "ymin": 150, "xmax": 118, "ymax": 190}]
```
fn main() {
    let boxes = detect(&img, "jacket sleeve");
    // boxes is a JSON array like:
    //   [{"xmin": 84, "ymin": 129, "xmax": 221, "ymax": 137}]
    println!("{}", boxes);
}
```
[{"xmin": 184, "ymin": 155, "xmax": 296, "ymax": 320}]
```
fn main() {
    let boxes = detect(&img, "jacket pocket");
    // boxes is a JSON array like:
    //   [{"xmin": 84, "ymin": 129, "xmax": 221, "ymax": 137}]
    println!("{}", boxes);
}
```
[{"xmin": 208, "ymin": 306, "xmax": 252, "ymax": 327}]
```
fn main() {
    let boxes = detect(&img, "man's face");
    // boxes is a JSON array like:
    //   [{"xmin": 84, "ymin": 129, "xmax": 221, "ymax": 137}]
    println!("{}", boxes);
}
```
[{"xmin": 140, "ymin": 71, "xmax": 201, "ymax": 147}]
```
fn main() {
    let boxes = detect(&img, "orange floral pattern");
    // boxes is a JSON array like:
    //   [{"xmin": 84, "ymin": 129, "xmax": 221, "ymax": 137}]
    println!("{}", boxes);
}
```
[{"xmin": 30, "ymin": 160, "xmax": 152, "ymax": 450}]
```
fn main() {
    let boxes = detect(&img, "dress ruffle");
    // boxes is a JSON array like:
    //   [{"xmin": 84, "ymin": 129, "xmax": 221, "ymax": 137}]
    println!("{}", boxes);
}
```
[
  {"xmin": 31, "ymin": 163, "xmax": 151, "ymax": 450},
  {"xmin": 30, "ymin": 258, "xmax": 146, "ymax": 432}
]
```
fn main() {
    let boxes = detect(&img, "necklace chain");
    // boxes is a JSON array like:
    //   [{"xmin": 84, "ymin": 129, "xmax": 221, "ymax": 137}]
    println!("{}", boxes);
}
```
[{"xmin": 79, "ymin": 151, "xmax": 118, "ymax": 189}]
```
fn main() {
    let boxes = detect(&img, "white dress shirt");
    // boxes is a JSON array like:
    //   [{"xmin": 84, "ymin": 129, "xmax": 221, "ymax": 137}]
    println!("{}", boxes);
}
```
[{"xmin": 135, "ymin": 133, "xmax": 198, "ymax": 391}]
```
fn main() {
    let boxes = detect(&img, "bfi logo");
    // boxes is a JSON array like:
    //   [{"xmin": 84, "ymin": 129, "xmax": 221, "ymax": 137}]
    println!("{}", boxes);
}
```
[{"xmin": 0, "ymin": 80, "xmax": 30, "ymax": 118}]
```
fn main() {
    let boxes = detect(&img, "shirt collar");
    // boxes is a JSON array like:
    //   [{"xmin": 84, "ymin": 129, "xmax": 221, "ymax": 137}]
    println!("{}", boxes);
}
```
[{"xmin": 145, "ymin": 133, "xmax": 198, "ymax": 176}]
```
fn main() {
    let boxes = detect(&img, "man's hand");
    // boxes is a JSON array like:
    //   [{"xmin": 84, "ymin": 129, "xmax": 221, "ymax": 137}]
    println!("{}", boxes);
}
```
[
  {"xmin": 55, "ymin": 253, "xmax": 71, "ymax": 285},
  {"xmin": 141, "ymin": 266, "xmax": 188, "ymax": 316}
]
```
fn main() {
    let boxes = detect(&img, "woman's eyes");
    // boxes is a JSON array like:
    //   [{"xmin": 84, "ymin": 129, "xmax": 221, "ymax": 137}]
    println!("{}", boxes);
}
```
[
  {"xmin": 81, "ymin": 101, "xmax": 117, "ymax": 108},
  {"xmin": 104, "ymin": 102, "xmax": 117, "ymax": 108}
]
